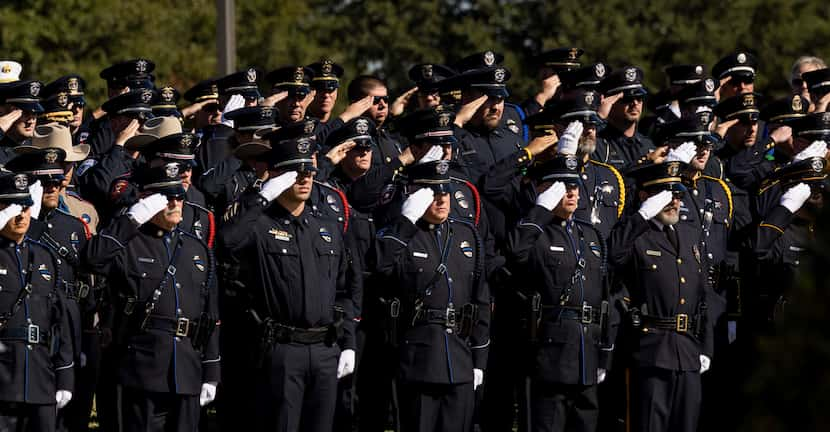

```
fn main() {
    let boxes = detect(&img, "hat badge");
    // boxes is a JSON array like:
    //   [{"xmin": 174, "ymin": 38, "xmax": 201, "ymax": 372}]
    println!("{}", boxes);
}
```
[
  {"xmin": 438, "ymin": 112, "xmax": 452, "ymax": 127},
  {"xmin": 165, "ymin": 163, "xmax": 180, "ymax": 179},
  {"xmin": 136, "ymin": 59, "xmax": 148, "ymax": 73},
  {"xmin": 584, "ymin": 92, "xmax": 595, "ymax": 106},
  {"xmin": 294, "ymin": 67, "xmax": 305, "ymax": 83},
  {"xmin": 823, "ymin": 112, "xmax": 830, "ymax": 122},
  {"xmin": 699, "ymin": 111, "xmax": 712, "ymax": 126},
  {"xmin": 141, "ymin": 90, "xmax": 153, "ymax": 104},
  {"xmin": 484, "ymin": 51, "xmax": 495, "ymax": 66},
  {"xmin": 57, "ymin": 92, "xmax": 69, "ymax": 107},
  {"xmin": 594, "ymin": 63, "xmax": 606, "ymax": 78},
  {"xmin": 14, "ymin": 174, "xmax": 28, "ymax": 191},
  {"xmin": 210, "ymin": 84, "xmax": 218, "ymax": 94},
  {"xmin": 68, "ymin": 77, "xmax": 79, "ymax": 93},
  {"xmin": 246, "ymin": 68, "xmax": 257, "ymax": 83},
  {"xmin": 29, "ymin": 81, "xmax": 41, "ymax": 97},
  {"xmin": 321, "ymin": 60, "xmax": 333, "ymax": 75},
  {"xmin": 695, "ymin": 65, "xmax": 703, "ymax": 75},
  {"xmin": 494, "ymin": 68, "xmax": 506, "ymax": 83},
  {"xmin": 260, "ymin": 107, "xmax": 273, "ymax": 119},
  {"xmin": 737, "ymin": 53, "xmax": 747, "ymax": 64},
  {"xmin": 45, "ymin": 150, "xmax": 59, "ymax": 164},
  {"xmin": 565, "ymin": 156, "xmax": 578, "ymax": 170},
  {"xmin": 792, "ymin": 95, "xmax": 803, "ymax": 112},
  {"xmin": 180, "ymin": 134, "xmax": 193, "ymax": 148},
  {"xmin": 811, "ymin": 157, "xmax": 824, "ymax": 173},
  {"xmin": 0, "ymin": 64, "xmax": 9, "ymax": 73},
  {"xmin": 436, "ymin": 160, "xmax": 450, "ymax": 175},
  {"xmin": 742, "ymin": 94, "xmax": 755, "ymax": 107},
  {"xmin": 568, "ymin": 48, "xmax": 579, "ymax": 60},
  {"xmin": 303, "ymin": 120, "xmax": 315, "ymax": 135},
  {"xmin": 704, "ymin": 78, "xmax": 715, "ymax": 93},
  {"xmin": 355, "ymin": 118, "xmax": 369, "ymax": 135},
  {"xmin": 668, "ymin": 162, "xmax": 680, "ymax": 176},
  {"xmin": 625, "ymin": 68, "xmax": 637, "ymax": 82},
  {"xmin": 422, "ymin": 64, "xmax": 433, "ymax": 79},
  {"xmin": 161, "ymin": 87, "xmax": 174, "ymax": 103},
  {"xmin": 296, "ymin": 138, "xmax": 311, "ymax": 154}
]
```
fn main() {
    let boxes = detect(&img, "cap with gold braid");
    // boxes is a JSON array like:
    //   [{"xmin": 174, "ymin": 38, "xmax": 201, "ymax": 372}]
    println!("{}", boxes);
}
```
[
  {"xmin": 0, "ymin": 61, "xmax": 22, "ymax": 83},
  {"xmin": 627, "ymin": 160, "xmax": 688, "ymax": 194},
  {"xmin": 266, "ymin": 66, "xmax": 313, "ymax": 97},
  {"xmin": 713, "ymin": 92, "xmax": 761, "ymax": 123},
  {"xmin": 307, "ymin": 59, "xmax": 344, "ymax": 92}
]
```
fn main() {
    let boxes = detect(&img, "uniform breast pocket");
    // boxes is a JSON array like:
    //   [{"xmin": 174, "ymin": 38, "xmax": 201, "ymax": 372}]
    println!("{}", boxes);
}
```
[
  {"xmin": 264, "ymin": 242, "xmax": 301, "ymax": 283},
  {"xmin": 127, "ymin": 262, "xmax": 164, "ymax": 299},
  {"xmin": 316, "ymin": 245, "xmax": 341, "ymax": 280}
]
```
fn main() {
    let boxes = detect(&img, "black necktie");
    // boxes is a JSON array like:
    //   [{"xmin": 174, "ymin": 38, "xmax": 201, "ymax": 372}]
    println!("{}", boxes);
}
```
[{"xmin": 665, "ymin": 225, "xmax": 679, "ymax": 254}]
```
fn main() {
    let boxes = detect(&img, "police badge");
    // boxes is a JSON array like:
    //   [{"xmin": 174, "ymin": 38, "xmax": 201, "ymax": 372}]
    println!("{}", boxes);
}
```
[
  {"xmin": 484, "ymin": 51, "xmax": 496, "ymax": 67},
  {"xmin": 494, "ymin": 68, "xmax": 506, "ymax": 83},
  {"xmin": 737, "ymin": 53, "xmax": 747, "ymax": 64},
  {"xmin": 595, "ymin": 63, "xmax": 606, "ymax": 78},
  {"xmin": 792, "ymin": 95, "xmax": 803, "ymax": 112},
  {"xmin": 165, "ymin": 163, "xmax": 180, "ymax": 179},
  {"xmin": 57, "ymin": 92, "xmax": 69, "ymax": 108},
  {"xmin": 422, "ymin": 64, "xmax": 433, "ymax": 80},
  {"xmin": 141, "ymin": 90, "xmax": 153, "ymax": 104},
  {"xmin": 297, "ymin": 139, "xmax": 312, "ymax": 154},
  {"xmin": 30, "ymin": 81, "xmax": 41, "ymax": 97},
  {"xmin": 436, "ymin": 160, "xmax": 450, "ymax": 175},
  {"xmin": 68, "ymin": 77, "xmax": 80, "ymax": 94},
  {"xmin": 247, "ymin": 67, "xmax": 257, "ymax": 83},
  {"xmin": 319, "ymin": 227, "xmax": 332, "ymax": 243},
  {"xmin": 161, "ymin": 87, "xmax": 175, "ymax": 103},
  {"xmin": 14, "ymin": 174, "xmax": 27, "ymax": 190},
  {"xmin": 303, "ymin": 120, "xmax": 315, "ymax": 135},
  {"xmin": 136, "ymin": 59, "xmax": 148, "ymax": 73},
  {"xmin": 45, "ymin": 150, "xmax": 58, "ymax": 164},
  {"xmin": 322, "ymin": 60, "xmax": 333, "ymax": 75},
  {"xmin": 294, "ymin": 67, "xmax": 305, "ymax": 83},
  {"xmin": 625, "ymin": 68, "xmax": 637, "ymax": 82},
  {"xmin": 704, "ymin": 78, "xmax": 715, "ymax": 93},
  {"xmin": 454, "ymin": 190, "xmax": 469, "ymax": 209},
  {"xmin": 355, "ymin": 118, "xmax": 369, "ymax": 135}
]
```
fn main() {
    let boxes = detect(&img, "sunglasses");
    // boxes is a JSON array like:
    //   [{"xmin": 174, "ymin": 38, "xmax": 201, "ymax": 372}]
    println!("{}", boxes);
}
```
[
  {"xmin": 373, "ymin": 96, "xmax": 389, "ymax": 105},
  {"xmin": 731, "ymin": 76, "xmax": 754, "ymax": 85}
]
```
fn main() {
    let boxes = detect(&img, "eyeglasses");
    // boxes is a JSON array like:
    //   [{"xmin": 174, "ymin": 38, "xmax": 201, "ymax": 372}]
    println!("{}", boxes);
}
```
[{"xmin": 373, "ymin": 96, "xmax": 389, "ymax": 105}]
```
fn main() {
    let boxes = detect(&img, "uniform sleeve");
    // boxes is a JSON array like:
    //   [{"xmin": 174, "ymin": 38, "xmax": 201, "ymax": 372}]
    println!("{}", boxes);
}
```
[
  {"xmin": 755, "ymin": 204, "xmax": 795, "ymax": 260},
  {"xmin": 478, "ymin": 149, "xmax": 529, "ymax": 208},
  {"xmin": 81, "ymin": 214, "xmax": 138, "ymax": 275},
  {"xmin": 201, "ymin": 249, "xmax": 221, "ymax": 383},
  {"xmin": 53, "ymin": 278, "xmax": 75, "ymax": 392},
  {"xmin": 347, "ymin": 159, "xmax": 403, "ymax": 213},
  {"xmin": 218, "ymin": 191, "xmax": 267, "ymax": 253},
  {"xmin": 196, "ymin": 158, "xmax": 242, "ymax": 206},
  {"xmin": 373, "ymin": 215, "xmax": 419, "ymax": 279},
  {"xmin": 77, "ymin": 146, "xmax": 134, "ymax": 207},
  {"xmin": 504, "ymin": 205, "xmax": 554, "ymax": 266},
  {"xmin": 724, "ymin": 138, "xmax": 776, "ymax": 191},
  {"xmin": 608, "ymin": 212, "xmax": 651, "ymax": 269},
  {"xmin": 470, "ymin": 228, "xmax": 491, "ymax": 370},
  {"xmin": 336, "ymin": 229, "xmax": 362, "ymax": 350}
]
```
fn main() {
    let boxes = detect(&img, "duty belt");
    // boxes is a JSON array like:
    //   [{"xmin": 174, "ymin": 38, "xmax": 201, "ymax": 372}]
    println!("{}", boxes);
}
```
[
  {"xmin": 143, "ymin": 315, "xmax": 203, "ymax": 338},
  {"xmin": 641, "ymin": 313, "xmax": 696, "ymax": 334},
  {"xmin": 0, "ymin": 324, "xmax": 51, "ymax": 346},
  {"xmin": 542, "ymin": 304, "xmax": 602, "ymax": 325},
  {"xmin": 262, "ymin": 321, "xmax": 330, "ymax": 345},
  {"xmin": 63, "ymin": 281, "xmax": 91, "ymax": 301},
  {"xmin": 413, "ymin": 307, "xmax": 459, "ymax": 330}
]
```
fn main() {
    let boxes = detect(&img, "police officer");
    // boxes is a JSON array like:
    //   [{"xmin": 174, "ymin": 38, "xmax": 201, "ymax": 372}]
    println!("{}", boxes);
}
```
[
  {"xmin": 219, "ymin": 122, "xmax": 359, "ymax": 431},
  {"xmin": 344, "ymin": 75, "xmax": 403, "ymax": 167},
  {"xmin": 82, "ymin": 162, "xmax": 220, "ymax": 432},
  {"xmin": 609, "ymin": 162, "xmax": 714, "ymax": 432},
  {"xmin": 522, "ymin": 47, "xmax": 584, "ymax": 116},
  {"xmin": 307, "ymin": 59, "xmax": 345, "ymax": 123},
  {"xmin": 393, "ymin": 63, "xmax": 456, "ymax": 116},
  {"xmin": 801, "ymin": 67, "xmax": 830, "ymax": 112},
  {"xmin": 0, "ymin": 169, "xmax": 74, "ymax": 432},
  {"xmin": 0, "ymin": 79, "xmax": 44, "ymax": 163},
  {"xmin": 373, "ymin": 160, "xmax": 490, "ymax": 432},
  {"xmin": 711, "ymin": 52, "xmax": 757, "ymax": 101},
  {"xmin": 152, "ymin": 85, "xmax": 183, "ymax": 120},
  {"xmin": 41, "ymin": 75, "xmax": 90, "ymax": 147},
  {"xmin": 504, "ymin": 154, "xmax": 616, "ymax": 432}
]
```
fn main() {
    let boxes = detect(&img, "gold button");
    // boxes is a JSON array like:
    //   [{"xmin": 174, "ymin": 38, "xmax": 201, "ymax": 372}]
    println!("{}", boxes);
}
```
[
  {"xmin": 680, "ymin": 276, "xmax": 686, "ymax": 283},
  {"xmin": 642, "ymin": 328, "xmax": 649, "ymax": 333},
  {"xmin": 676, "ymin": 258, "xmax": 682, "ymax": 264},
  {"xmin": 651, "ymin": 264, "xmax": 657, "ymax": 270},
  {"xmin": 680, "ymin": 298, "xmax": 686, "ymax": 305}
]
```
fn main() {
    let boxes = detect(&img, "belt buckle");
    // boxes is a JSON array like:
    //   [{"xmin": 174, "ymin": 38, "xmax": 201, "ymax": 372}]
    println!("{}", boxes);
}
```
[
  {"xmin": 581, "ymin": 305, "xmax": 594, "ymax": 324},
  {"xmin": 176, "ymin": 318, "xmax": 190, "ymax": 337},
  {"xmin": 446, "ymin": 307, "xmax": 457, "ymax": 330},
  {"xmin": 676, "ymin": 314, "xmax": 689, "ymax": 333},
  {"xmin": 389, "ymin": 299, "xmax": 400, "ymax": 318},
  {"xmin": 167, "ymin": 265, "xmax": 177, "ymax": 276},
  {"xmin": 58, "ymin": 246, "xmax": 70, "ymax": 257},
  {"xmin": 77, "ymin": 283, "xmax": 90, "ymax": 299},
  {"xmin": 27, "ymin": 324, "xmax": 40, "ymax": 344}
]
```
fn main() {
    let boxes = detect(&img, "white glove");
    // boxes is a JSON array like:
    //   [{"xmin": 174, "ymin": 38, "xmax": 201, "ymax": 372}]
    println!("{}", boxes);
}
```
[
  {"xmin": 535, "ymin": 181, "xmax": 566, "ymax": 211},
  {"xmin": 638, "ymin": 190, "xmax": 673, "ymax": 220},
  {"xmin": 780, "ymin": 183, "xmax": 811, "ymax": 213},
  {"xmin": 0, "ymin": 204, "xmax": 23, "ymax": 229},
  {"xmin": 259, "ymin": 171, "xmax": 298, "ymax": 202},
  {"xmin": 56, "ymin": 390, "xmax": 72, "ymax": 409},
  {"xmin": 597, "ymin": 368, "xmax": 607, "ymax": 384},
  {"xmin": 794, "ymin": 140, "xmax": 827, "ymax": 161},
  {"xmin": 199, "ymin": 382, "xmax": 217, "ymax": 407},
  {"xmin": 473, "ymin": 368, "xmax": 484, "ymax": 390},
  {"xmin": 28, "ymin": 180, "xmax": 43, "ymax": 220},
  {"xmin": 417, "ymin": 145, "xmax": 444, "ymax": 164},
  {"xmin": 557, "ymin": 121, "xmax": 583, "ymax": 155},
  {"xmin": 666, "ymin": 142, "xmax": 697, "ymax": 164},
  {"xmin": 337, "ymin": 349, "xmax": 356, "ymax": 379},
  {"xmin": 126, "ymin": 193, "xmax": 169, "ymax": 226},
  {"xmin": 401, "ymin": 188, "xmax": 435, "ymax": 224},
  {"xmin": 699, "ymin": 355, "xmax": 711, "ymax": 374},
  {"xmin": 220, "ymin": 94, "xmax": 245, "ymax": 128}
]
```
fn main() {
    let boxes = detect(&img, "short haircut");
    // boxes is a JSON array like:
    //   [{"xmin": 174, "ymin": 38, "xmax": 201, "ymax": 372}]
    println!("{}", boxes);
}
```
[
  {"xmin": 791, "ymin": 56, "xmax": 827, "ymax": 81},
  {"xmin": 347, "ymin": 75, "xmax": 386, "ymax": 102}
]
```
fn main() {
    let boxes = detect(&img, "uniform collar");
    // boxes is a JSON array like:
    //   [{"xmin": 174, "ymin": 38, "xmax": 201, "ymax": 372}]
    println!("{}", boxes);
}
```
[
  {"xmin": 140, "ymin": 222, "xmax": 179, "ymax": 238},
  {"xmin": 268, "ymin": 202, "xmax": 311, "ymax": 227},
  {"xmin": 416, "ymin": 218, "xmax": 448, "ymax": 231}
]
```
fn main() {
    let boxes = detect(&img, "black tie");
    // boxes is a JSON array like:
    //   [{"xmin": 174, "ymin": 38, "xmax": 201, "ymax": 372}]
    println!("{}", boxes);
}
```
[{"xmin": 665, "ymin": 225, "xmax": 679, "ymax": 254}]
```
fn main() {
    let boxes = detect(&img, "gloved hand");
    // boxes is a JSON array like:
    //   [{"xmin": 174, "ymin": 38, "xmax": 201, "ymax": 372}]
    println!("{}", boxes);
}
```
[
  {"xmin": 794, "ymin": 140, "xmax": 827, "ymax": 161},
  {"xmin": 199, "ymin": 382, "xmax": 218, "ymax": 407},
  {"xmin": 666, "ymin": 142, "xmax": 697, "ymax": 163},
  {"xmin": 535, "ymin": 181, "xmax": 566, "ymax": 211},
  {"xmin": 126, "ymin": 193, "xmax": 169, "ymax": 226},
  {"xmin": 473, "ymin": 368, "xmax": 484, "ymax": 390},
  {"xmin": 401, "ymin": 188, "xmax": 435, "ymax": 224},
  {"xmin": 597, "ymin": 368, "xmax": 607, "ymax": 384},
  {"xmin": 699, "ymin": 355, "xmax": 711, "ymax": 374},
  {"xmin": 337, "ymin": 349, "xmax": 356, "ymax": 379},
  {"xmin": 28, "ymin": 180, "xmax": 43, "ymax": 220},
  {"xmin": 557, "ymin": 121, "xmax": 583, "ymax": 155},
  {"xmin": 259, "ymin": 171, "xmax": 298, "ymax": 202},
  {"xmin": 220, "ymin": 94, "xmax": 245, "ymax": 128},
  {"xmin": 638, "ymin": 190, "xmax": 673, "ymax": 220},
  {"xmin": 0, "ymin": 204, "xmax": 23, "ymax": 229},
  {"xmin": 56, "ymin": 390, "xmax": 73, "ymax": 409},
  {"xmin": 780, "ymin": 183, "xmax": 811, "ymax": 213},
  {"xmin": 417, "ymin": 145, "xmax": 444, "ymax": 164}
]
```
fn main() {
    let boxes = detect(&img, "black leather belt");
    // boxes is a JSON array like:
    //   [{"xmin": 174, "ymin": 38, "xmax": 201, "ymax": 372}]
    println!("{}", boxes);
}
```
[
  {"xmin": 263, "ymin": 321, "xmax": 330, "ymax": 345},
  {"xmin": 0, "ymin": 324, "xmax": 51, "ymax": 346},
  {"xmin": 642, "ymin": 313, "xmax": 696, "ymax": 333},
  {"xmin": 143, "ymin": 315, "xmax": 202, "ymax": 338},
  {"xmin": 413, "ymin": 307, "xmax": 459, "ymax": 329},
  {"xmin": 542, "ymin": 304, "xmax": 602, "ymax": 324}
]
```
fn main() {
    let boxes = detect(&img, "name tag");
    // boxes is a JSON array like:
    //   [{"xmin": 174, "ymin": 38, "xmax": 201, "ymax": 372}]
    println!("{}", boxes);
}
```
[
  {"xmin": 413, "ymin": 252, "xmax": 428, "ymax": 259},
  {"xmin": 138, "ymin": 257, "xmax": 155, "ymax": 264},
  {"xmin": 789, "ymin": 246, "xmax": 804, "ymax": 252},
  {"xmin": 646, "ymin": 250, "xmax": 662, "ymax": 257},
  {"xmin": 549, "ymin": 246, "xmax": 564, "ymax": 252}
]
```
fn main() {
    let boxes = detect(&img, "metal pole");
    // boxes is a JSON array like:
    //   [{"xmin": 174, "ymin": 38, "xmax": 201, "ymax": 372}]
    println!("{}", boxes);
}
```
[{"xmin": 216, "ymin": 0, "xmax": 236, "ymax": 75}]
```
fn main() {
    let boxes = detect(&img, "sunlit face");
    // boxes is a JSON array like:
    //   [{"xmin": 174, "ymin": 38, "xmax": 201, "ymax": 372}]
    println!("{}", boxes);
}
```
[
  {"xmin": 725, "ymin": 120, "xmax": 758, "ymax": 148},
  {"xmin": 366, "ymin": 86, "xmax": 389, "ymax": 126},
  {"xmin": 148, "ymin": 196, "xmax": 183, "ymax": 229},
  {"xmin": 422, "ymin": 191, "xmax": 450, "ymax": 224},
  {"xmin": 0, "ymin": 203, "xmax": 30, "ymax": 240}
]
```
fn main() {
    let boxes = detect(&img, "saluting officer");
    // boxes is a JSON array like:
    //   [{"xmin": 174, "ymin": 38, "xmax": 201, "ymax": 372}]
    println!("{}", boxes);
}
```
[
  {"xmin": 373, "ymin": 160, "xmax": 490, "ymax": 432},
  {"xmin": 0, "ymin": 79, "xmax": 45, "ymax": 163},
  {"xmin": 504, "ymin": 153, "xmax": 617, "ymax": 432},
  {"xmin": 82, "ymin": 162, "xmax": 220, "ymax": 432},
  {"xmin": 0, "ymin": 169, "xmax": 74, "ymax": 432},
  {"xmin": 219, "ymin": 121, "xmax": 359, "ymax": 431},
  {"xmin": 609, "ymin": 162, "xmax": 714, "ymax": 432}
]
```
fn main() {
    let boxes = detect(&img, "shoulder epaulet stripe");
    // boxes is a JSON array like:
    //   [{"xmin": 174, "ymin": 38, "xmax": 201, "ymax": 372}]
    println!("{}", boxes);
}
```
[
  {"xmin": 588, "ymin": 159, "xmax": 626, "ymax": 218},
  {"xmin": 185, "ymin": 201, "xmax": 211, "ymax": 214},
  {"xmin": 759, "ymin": 222, "xmax": 784, "ymax": 234},
  {"xmin": 77, "ymin": 217, "xmax": 92, "ymax": 240},
  {"xmin": 758, "ymin": 179, "xmax": 780, "ymax": 196},
  {"xmin": 462, "ymin": 180, "xmax": 481, "ymax": 227},
  {"xmin": 701, "ymin": 175, "xmax": 733, "ymax": 222},
  {"xmin": 331, "ymin": 186, "xmax": 350, "ymax": 234},
  {"xmin": 207, "ymin": 211, "xmax": 216, "ymax": 249}
]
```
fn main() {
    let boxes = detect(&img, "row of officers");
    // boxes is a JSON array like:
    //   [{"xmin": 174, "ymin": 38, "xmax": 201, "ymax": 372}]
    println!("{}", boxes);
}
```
[{"xmin": 0, "ymin": 48, "xmax": 827, "ymax": 432}]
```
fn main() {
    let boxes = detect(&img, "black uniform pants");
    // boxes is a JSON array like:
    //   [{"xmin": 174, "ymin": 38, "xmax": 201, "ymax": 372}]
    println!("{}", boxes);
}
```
[
  {"xmin": 255, "ymin": 342, "xmax": 339, "ymax": 432},
  {"xmin": 632, "ymin": 367, "xmax": 700, "ymax": 432},
  {"xmin": 59, "ymin": 330, "xmax": 102, "ymax": 432},
  {"xmin": 118, "ymin": 386, "xmax": 199, "ymax": 432},
  {"xmin": 398, "ymin": 381, "xmax": 474, "ymax": 432},
  {"xmin": 0, "ymin": 403, "xmax": 55, "ymax": 432},
  {"xmin": 530, "ymin": 381, "xmax": 598, "ymax": 432},
  {"xmin": 356, "ymin": 328, "xmax": 399, "ymax": 432}
]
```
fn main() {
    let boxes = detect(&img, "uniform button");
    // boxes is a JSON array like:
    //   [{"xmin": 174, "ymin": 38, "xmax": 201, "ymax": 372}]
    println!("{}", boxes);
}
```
[
  {"xmin": 582, "ymin": 174, "xmax": 588, "ymax": 180},
  {"xmin": 680, "ymin": 277, "xmax": 686, "ymax": 283},
  {"xmin": 48, "ymin": 223, "xmax": 53, "ymax": 229},
  {"xmin": 642, "ymin": 328, "xmax": 649, "ymax": 333},
  {"xmin": 141, "ymin": 272, "xmax": 147, "ymax": 278},
  {"xmin": 583, "ymin": 326, "xmax": 588, "ymax": 333},
  {"xmin": 175, "ymin": 283, "xmax": 181, "ymax": 289},
  {"xmin": 692, "ymin": 190, "xmax": 698, "ymax": 196},
  {"xmin": 651, "ymin": 264, "xmax": 657, "ymax": 270},
  {"xmin": 676, "ymin": 258, "xmax": 682, "ymax": 264},
  {"xmin": 175, "ymin": 337, "xmax": 181, "ymax": 342},
  {"xmin": 589, "ymin": 196, "xmax": 595, "ymax": 202},
  {"xmin": 794, "ymin": 260, "xmax": 800, "ymax": 266},
  {"xmin": 448, "ymin": 277, "xmax": 453, "ymax": 283},
  {"xmin": 680, "ymin": 298, "xmax": 686, "ymax": 305},
  {"xmin": 386, "ymin": 157, "xmax": 392, "ymax": 163},
  {"xmin": 176, "ymin": 308, "xmax": 182, "ymax": 314},
  {"xmin": 699, "ymin": 209, "xmax": 704, "ymax": 214},
  {"xmin": 681, "ymin": 215, "xmax": 687, "ymax": 221},
  {"xmin": 281, "ymin": 249, "xmax": 287, "ymax": 254},
  {"xmin": 707, "ymin": 253, "xmax": 713, "ymax": 259}
]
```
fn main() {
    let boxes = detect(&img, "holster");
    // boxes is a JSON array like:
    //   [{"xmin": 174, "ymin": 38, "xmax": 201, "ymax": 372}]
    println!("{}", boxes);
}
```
[
  {"xmin": 457, "ymin": 303, "xmax": 479, "ymax": 339},
  {"xmin": 528, "ymin": 292, "xmax": 541, "ymax": 343},
  {"xmin": 378, "ymin": 297, "xmax": 400, "ymax": 347},
  {"xmin": 599, "ymin": 300, "xmax": 610, "ymax": 348},
  {"xmin": 327, "ymin": 305, "xmax": 346, "ymax": 347},
  {"xmin": 191, "ymin": 312, "xmax": 217, "ymax": 351},
  {"xmin": 112, "ymin": 296, "xmax": 137, "ymax": 347},
  {"xmin": 694, "ymin": 303, "xmax": 708, "ymax": 339}
]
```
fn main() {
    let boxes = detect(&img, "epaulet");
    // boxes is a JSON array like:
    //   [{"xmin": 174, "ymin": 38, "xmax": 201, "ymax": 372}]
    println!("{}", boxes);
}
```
[
  {"xmin": 700, "ymin": 175, "xmax": 733, "ymax": 222},
  {"xmin": 451, "ymin": 176, "xmax": 481, "ymax": 227},
  {"xmin": 314, "ymin": 180, "xmax": 350, "ymax": 233},
  {"xmin": 185, "ymin": 201, "xmax": 215, "ymax": 248},
  {"xmin": 758, "ymin": 178, "xmax": 780, "ymax": 196},
  {"xmin": 587, "ymin": 159, "xmax": 626, "ymax": 218},
  {"xmin": 185, "ymin": 201, "xmax": 211, "ymax": 214},
  {"xmin": 447, "ymin": 217, "xmax": 476, "ymax": 230},
  {"xmin": 65, "ymin": 190, "xmax": 87, "ymax": 201}
]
